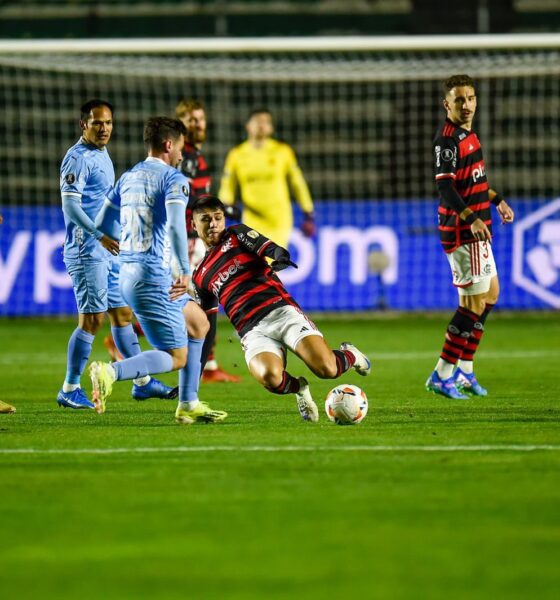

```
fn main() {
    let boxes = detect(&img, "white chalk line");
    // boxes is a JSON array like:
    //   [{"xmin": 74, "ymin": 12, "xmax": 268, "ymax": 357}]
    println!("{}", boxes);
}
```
[
  {"xmin": 0, "ymin": 349, "xmax": 558, "ymax": 366},
  {"xmin": 1, "ymin": 444, "xmax": 559, "ymax": 456}
]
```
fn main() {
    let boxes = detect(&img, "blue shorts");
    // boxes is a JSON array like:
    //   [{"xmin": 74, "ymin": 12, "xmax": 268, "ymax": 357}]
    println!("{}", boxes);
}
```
[
  {"xmin": 120, "ymin": 263, "xmax": 189, "ymax": 351},
  {"xmin": 65, "ymin": 257, "xmax": 127, "ymax": 314}
]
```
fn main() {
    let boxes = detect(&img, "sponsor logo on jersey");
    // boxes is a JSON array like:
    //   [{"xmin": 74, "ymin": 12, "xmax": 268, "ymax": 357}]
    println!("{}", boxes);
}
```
[
  {"xmin": 211, "ymin": 258, "xmax": 242, "ymax": 296},
  {"xmin": 65, "ymin": 173, "xmax": 76, "ymax": 184},
  {"xmin": 221, "ymin": 238, "xmax": 233, "ymax": 253},
  {"xmin": 441, "ymin": 149, "xmax": 454, "ymax": 162},
  {"xmin": 473, "ymin": 165, "xmax": 486, "ymax": 182},
  {"xmin": 247, "ymin": 230, "xmax": 259, "ymax": 239}
]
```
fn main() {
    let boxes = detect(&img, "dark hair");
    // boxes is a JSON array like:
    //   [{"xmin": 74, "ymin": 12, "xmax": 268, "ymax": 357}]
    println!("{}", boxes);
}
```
[
  {"xmin": 192, "ymin": 194, "xmax": 226, "ymax": 214},
  {"xmin": 443, "ymin": 74, "xmax": 476, "ymax": 96},
  {"xmin": 175, "ymin": 98, "xmax": 205, "ymax": 118},
  {"xmin": 247, "ymin": 107, "xmax": 272, "ymax": 121},
  {"xmin": 80, "ymin": 98, "xmax": 114, "ymax": 121},
  {"xmin": 143, "ymin": 116, "xmax": 187, "ymax": 150}
]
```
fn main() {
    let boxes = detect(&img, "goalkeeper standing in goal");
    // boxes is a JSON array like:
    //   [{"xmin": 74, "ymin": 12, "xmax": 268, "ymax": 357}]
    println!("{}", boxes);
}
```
[
  {"xmin": 218, "ymin": 108, "xmax": 316, "ymax": 249},
  {"xmin": 426, "ymin": 75, "xmax": 514, "ymax": 399}
]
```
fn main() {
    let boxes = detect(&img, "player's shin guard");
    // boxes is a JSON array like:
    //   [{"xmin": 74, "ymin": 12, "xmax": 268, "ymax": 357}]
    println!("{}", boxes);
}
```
[
  {"xmin": 333, "ymin": 349, "xmax": 356, "ymax": 377},
  {"xmin": 65, "ymin": 328, "xmax": 94, "ymax": 384},
  {"xmin": 269, "ymin": 371, "xmax": 301, "ymax": 394},
  {"xmin": 459, "ymin": 303, "xmax": 495, "ymax": 366},
  {"xmin": 111, "ymin": 324, "xmax": 142, "ymax": 358},
  {"xmin": 437, "ymin": 307, "xmax": 479, "ymax": 378},
  {"xmin": 112, "ymin": 350, "xmax": 174, "ymax": 381},
  {"xmin": 178, "ymin": 338, "xmax": 204, "ymax": 402}
]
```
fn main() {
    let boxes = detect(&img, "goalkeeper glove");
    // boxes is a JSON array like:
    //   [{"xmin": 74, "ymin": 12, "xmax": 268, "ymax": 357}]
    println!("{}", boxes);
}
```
[
  {"xmin": 300, "ymin": 212, "xmax": 316, "ymax": 237},
  {"xmin": 224, "ymin": 204, "xmax": 242, "ymax": 221},
  {"xmin": 271, "ymin": 247, "xmax": 298, "ymax": 272}
]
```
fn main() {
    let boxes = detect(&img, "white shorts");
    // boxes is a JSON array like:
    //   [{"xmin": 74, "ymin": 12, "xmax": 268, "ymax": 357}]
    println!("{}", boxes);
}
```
[
  {"xmin": 240, "ymin": 305, "xmax": 323, "ymax": 365},
  {"xmin": 447, "ymin": 241, "xmax": 497, "ymax": 296}
]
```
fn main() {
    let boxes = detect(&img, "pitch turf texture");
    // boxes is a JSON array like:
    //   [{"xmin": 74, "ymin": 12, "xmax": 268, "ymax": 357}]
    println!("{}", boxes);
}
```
[{"xmin": 1, "ymin": 314, "xmax": 559, "ymax": 600}]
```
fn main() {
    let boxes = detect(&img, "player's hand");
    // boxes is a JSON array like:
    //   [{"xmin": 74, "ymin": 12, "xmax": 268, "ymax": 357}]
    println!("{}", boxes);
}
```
[
  {"xmin": 496, "ymin": 200, "xmax": 514, "ymax": 224},
  {"xmin": 300, "ymin": 213, "xmax": 316, "ymax": 237},
  {"xmin": 470, "ymin": 219, "xmax": 491, "ymax": 241},
  {"xmin": 169, "ymin": 274, "xmax": 191, "ymax": 301},
  {"xmin": 224, "ymin": 204, "xmax": 242, "ymax": 221},
  {"xmin": 271, "ymin": 247, "xmax": 298, "ymax": 272},
  {"xmin": 100, "ymin": 235, "xmax": 119, "ymax": 255}
]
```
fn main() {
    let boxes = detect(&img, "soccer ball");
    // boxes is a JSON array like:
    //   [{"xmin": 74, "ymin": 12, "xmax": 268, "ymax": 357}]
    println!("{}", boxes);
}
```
[{"xmin": 325, "ymin": 384, "xmax": 368, "ymax": 425}]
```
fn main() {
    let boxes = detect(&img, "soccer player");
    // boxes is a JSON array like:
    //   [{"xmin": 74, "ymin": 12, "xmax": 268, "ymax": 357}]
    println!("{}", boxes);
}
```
[
  {"xmin": 190, "ymin": 195, "xmax": 371, "ymax": 422},
  {"xmin": 218, "ymin": 108, "xmax": 316, "ymax": 249},
  {"xmin": 426, "ymin": 74, "xmax": 514, "ymax": 399},
  {"xmin": 175, "ymin": 98, "xmax": 241, "ymax": 383},
  {"xmin": 58, "ymin": 99, "xmax": 174, "ymax": 410},
  {"xmin": 91, "ymin": 117, "xmax": 226, "ymax": 424}
]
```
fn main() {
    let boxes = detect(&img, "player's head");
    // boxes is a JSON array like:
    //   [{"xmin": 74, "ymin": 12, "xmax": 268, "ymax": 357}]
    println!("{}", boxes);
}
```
[
  {"xmin": 246, "ymin": 107, "xmax": 274, "ymax": 141},
  {"xmin": 175, "ymin": 98, "xmax": 207, "ymax": 145},
  {"xmin": 442, "ymin": 74, "xmax": 477, "ymax": 128},
  {"xmin": 80, "ymin": 99, "xmax": 114, "ymax": 149},
  {"xmin": 191, "ymin": 194, "xmax": 227, "ymax": 246},
  {"xmin": 143, "ymin": 116, "xmax": 187, "ymax": 168}
]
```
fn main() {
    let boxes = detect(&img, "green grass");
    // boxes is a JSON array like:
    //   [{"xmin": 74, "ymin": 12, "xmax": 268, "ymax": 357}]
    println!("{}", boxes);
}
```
[{"xmin": 1, "ymin": 314, "xmax": 560, "ymax": 600}]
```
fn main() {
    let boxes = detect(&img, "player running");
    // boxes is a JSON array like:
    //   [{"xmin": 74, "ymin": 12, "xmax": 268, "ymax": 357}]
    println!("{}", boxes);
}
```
[{"xmin": 90, "ymin": 117, "xmax": 226, "ymax": 424}]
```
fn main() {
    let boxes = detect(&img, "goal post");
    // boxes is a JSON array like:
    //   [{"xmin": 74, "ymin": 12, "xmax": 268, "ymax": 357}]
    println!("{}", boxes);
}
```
[{"xmin": 1, "ymin": 34, "xmax": 559, "ymax": 314}]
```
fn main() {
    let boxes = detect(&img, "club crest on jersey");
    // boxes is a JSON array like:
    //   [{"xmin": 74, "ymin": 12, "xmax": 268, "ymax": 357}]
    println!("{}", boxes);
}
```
[
  {"xmin": 182, "ymin": 185, "xmax": 188, "ymax": 196},
  {"xmin": 65, "ymin": 173, "xmax": 76, "ymax": 184},
  {"xmin": 221, "ymin": 238, "xmax": 233, "ymax": 253}
]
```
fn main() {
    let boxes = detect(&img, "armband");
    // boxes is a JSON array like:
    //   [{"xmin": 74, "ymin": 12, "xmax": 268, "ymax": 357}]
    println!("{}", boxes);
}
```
[{"xmin": 464, "ymin": 212, "xmax": 479, "ymax": 226}]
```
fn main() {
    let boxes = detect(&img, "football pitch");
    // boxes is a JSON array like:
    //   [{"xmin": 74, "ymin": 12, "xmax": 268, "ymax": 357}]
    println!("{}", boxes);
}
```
[{"xmin": 1, "ymin": 313, "xmax": 559, "ymax": 600}]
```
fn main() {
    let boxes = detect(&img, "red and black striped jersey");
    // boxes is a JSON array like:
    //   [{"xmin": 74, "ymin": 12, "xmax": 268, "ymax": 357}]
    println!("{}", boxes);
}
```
[
  {"xmin": 433, "ymin": 118, "xmax": 492, "ymax": 253},
  {"xmin": 192, "ymin": 224, "xmax": 299, "ymax": 337},
  {"xmin": 180, "ymin": 142, "xmax": 211, "ymax": 235}
]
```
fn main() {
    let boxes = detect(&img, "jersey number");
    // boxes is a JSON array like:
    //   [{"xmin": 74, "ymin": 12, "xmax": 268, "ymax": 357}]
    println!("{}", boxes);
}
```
[{"xmin": 121, "ymin": 206, "xmax": 154, "ymax": 252}]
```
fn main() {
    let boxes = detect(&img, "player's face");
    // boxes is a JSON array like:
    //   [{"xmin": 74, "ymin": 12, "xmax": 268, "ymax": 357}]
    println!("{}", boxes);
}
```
[
  {"xmin": 80, "ymin": 105, "xmax": 113, "ymax": 148},
  {"xmin": 444, "ymin": 86, "xmax": 477, "ymax": 128},
  {"xmin": 193, "ymin": 208, "xmax": 226, "ymax": 246},
  {"xmin": 180, "ymin": 108, "xmax": 207, "ymax": 145},
  {"xmin": 169, "ymin": 135, "xmax": 185, "ymax": 168},
  {"xmin": 246, "ymin": 113, "xmax": 274, "ymax": 141}
]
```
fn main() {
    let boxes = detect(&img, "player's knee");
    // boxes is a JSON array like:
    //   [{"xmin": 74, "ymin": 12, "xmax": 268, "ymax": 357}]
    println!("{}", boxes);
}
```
[
  {"xmin": 80, "ymin": 313, "xmax": 105, "ymax": 333},
  {"xmin": 260, "ymin": 367, "xmax": 284, "ymax": 391}
]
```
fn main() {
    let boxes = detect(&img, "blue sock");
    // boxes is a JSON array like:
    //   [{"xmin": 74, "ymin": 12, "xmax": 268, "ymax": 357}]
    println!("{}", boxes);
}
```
[
  {"xmin": 65, "ymin": 328, "xmax": 94, "ymax": 385},
  {"xmin": 112, "ymin": 350, "xmax": 174, "ymax": 381},
  {"xmin": 179, "ymin": 338, "xmax": 204, "ymax": 402},
  {"xmin": 111, "ymin": 324, "xmax": 141, "ymax": 358}
]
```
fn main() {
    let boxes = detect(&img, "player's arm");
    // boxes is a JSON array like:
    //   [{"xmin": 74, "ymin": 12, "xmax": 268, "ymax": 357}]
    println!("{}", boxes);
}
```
[
  {"xmin": 166, "ymin": 177, "xmax": 192, "ymax": 300},
  {"xmin": 434, "ymin": 137, "xmax": 491, "ymax": 241},
  {"xmin": 489, "ymin": 188, "xmax": 515, "ymax": 224},
  {"xmin": 217, "ymin": 149, "xmax": 238, "ymax": 207},
  {"xmin": 231, "ymin": 223, "xmax": 297, "ymax": 271},
  {"xmin": 285, "ymin": 145, "xmax": 316, "ymax": 237},
  {"xmin": 95, "ymin": 184, "xmax": 122, "ymax": 241}
]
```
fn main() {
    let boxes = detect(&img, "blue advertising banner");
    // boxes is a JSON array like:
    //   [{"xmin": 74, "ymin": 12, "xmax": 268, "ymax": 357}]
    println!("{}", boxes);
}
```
[{"xmin": 1, "ymin": 199, "xmax": 559, "ymax": 316}]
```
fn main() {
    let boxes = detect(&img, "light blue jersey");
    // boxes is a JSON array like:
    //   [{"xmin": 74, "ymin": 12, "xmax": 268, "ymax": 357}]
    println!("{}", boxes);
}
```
[
  {"xmin": 60, "ymin": 138, "xmax": 115, "ymax": 261},
  {"xmin": 107, "ymin": 157, "xmax": 190, "ymax": 283}
]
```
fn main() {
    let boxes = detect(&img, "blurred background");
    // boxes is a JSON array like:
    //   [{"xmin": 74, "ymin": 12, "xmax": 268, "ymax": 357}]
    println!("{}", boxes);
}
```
[{"xmin": 1, "ymin": 0, "xmax": 560, "ymax": 315}]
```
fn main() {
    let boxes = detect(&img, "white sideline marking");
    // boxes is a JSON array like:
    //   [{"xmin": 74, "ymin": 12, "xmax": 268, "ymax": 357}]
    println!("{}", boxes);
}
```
[{"xmin": 0, "ymin": 444, "xmax": 559, "ymax": 456}]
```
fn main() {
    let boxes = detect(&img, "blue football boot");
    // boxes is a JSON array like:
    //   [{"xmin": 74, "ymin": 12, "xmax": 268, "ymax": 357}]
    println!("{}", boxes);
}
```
[
  {"xmin": 131, "ymin": 377, "xmax": 177, "ymax": 401},
  {"xmin": 56, "ymin": 388, "xmax": 95, "ymax": 409},
  {"xmin": 425, "ymin": 370, "xmax": 469, "ymax": 400},
  {"xmin": 454, "ymin": 368, "xmax": 488, "ymax": 397}
]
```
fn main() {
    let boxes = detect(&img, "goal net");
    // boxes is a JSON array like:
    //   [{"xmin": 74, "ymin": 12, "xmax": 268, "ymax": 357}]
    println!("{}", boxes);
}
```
[{"xmin": 1, "ymin": 36, "xmax": 559, "ymax": 314}]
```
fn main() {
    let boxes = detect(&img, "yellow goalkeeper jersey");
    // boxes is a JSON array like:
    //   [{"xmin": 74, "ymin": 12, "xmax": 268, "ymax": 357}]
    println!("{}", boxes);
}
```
[{"xmin": 218, "ymin": 138, "xmax": 313, "ymax": 248}]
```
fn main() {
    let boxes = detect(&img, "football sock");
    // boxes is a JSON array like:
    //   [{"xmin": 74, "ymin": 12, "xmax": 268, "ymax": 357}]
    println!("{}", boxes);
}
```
[
  {"xmin": 436, "ymin": 307, "xmax": 479, "ymax": 378},
  {"xmin": 112, "ymin": 350, "xmax": 173, "ymax": 381},
  {"xmin": 111, "ymin": 324, "xmax": 151, "ymax": 386},
  {"xmin": 269, "ymin": 371, "xmax": 301, "ymax": 394},
  {"xmin": 333, "ymin": 349, "xmax": 356, "ymax": 377},
  {"xmin": 458, "ymin": 303, "xmax": 495, "ymax": 372},
  {"xmin": 178, "ymin": 337, "xmax": 204, "ymax": 402},
  {"xmin": 64, "ymin": 327, "xmax": 94, "ymax": 386}
]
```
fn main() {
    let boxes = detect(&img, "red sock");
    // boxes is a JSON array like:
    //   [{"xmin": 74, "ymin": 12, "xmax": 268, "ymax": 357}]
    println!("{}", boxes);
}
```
[{"xmin": 269, "ymin": 372, "xmax": 301, "ymax": 395}]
